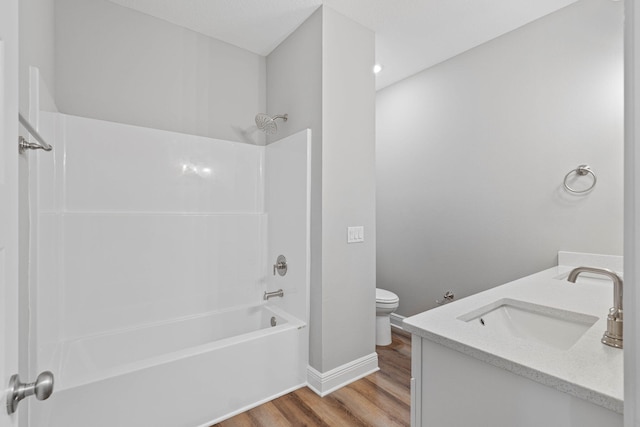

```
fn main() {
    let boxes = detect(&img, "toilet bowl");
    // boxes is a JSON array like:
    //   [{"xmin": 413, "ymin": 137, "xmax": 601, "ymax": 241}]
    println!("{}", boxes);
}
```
[{"xmin": 376, "ymin": 288, "xmax": 400, "ymax": 346}]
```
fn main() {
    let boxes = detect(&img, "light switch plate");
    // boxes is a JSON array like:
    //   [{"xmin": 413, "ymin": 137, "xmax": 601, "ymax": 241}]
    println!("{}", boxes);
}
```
[{"xmin": 347, "ymin": 226, "xmax": 364, "ymax": 243}]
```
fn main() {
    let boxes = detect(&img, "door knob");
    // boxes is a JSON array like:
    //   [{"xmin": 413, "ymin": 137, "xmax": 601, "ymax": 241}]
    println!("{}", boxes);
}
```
[{"xmin": 7, "ymin": 371, "xmax": 54, "ymax": 414}]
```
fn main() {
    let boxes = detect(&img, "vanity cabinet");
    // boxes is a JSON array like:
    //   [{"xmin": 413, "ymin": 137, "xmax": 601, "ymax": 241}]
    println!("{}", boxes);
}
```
[
  {"xmin": 410, "ymin": 335, "xmax": 622, "ymax": 427},
  {"xmin": 404, "ymin": 254, "xmax": 625, "ymax": 427}
]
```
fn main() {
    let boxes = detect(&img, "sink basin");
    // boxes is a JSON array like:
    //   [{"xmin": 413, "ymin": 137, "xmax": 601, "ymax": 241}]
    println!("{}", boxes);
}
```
[{"xmin": 458, "ymin": 299, "xmax": 598, "ymax": 351}]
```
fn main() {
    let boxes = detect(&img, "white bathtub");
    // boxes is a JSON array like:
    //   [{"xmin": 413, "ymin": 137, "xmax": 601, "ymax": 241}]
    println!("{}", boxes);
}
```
[{"xmin": 31, "ymin": 304, "xmax": 308, "ymax": 427}]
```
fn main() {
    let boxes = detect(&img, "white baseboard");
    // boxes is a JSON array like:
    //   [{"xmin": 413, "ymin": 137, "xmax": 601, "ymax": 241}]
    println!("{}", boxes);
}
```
[
  {"xmin": 201, "ymin": 382, "xmax": 306, "ymax": 426},
  {"xmin": 307, "ymin": 352, "xmax": 379, "ymax": 397},
  {"xmin": 390, "ymin": 313, "xmax": 406, "ymax": 331}
]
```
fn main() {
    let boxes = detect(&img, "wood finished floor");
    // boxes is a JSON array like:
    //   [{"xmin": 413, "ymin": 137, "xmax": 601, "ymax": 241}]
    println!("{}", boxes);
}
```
[{"xmin": 213, "ymin": 331, "xmax": 411, "ymax": 427}]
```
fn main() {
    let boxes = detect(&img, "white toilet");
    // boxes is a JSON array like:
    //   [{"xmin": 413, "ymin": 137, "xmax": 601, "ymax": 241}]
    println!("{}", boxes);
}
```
[{"xmin": 376, "ymin": 288, "xmax": 400, "ymax": 346}]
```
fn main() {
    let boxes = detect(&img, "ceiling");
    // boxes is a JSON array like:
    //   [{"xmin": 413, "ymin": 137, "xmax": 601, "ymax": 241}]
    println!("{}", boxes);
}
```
[{"xmin": 108, "ymin": 0, "xmax": 578, "ymax": 90}]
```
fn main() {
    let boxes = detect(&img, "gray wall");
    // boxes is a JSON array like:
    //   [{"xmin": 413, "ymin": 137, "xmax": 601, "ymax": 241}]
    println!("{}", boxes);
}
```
[
  {"xmin": 55, "ymin": 0, "xmax": 266, "ymax": 144},
  {"xmin": 377, "ymin": 0, "xmax": 624, "ymax": 317},
  {"xmin": 267, "ymin": 6, "xmax": 376, "ymax": 373},
  {"xmin": 320, "ymin": 7, "xmax": 376, "ymax": 371},
  {"xmin": 266, "ymin": 9, "xmax": 324, "ymax": 369}
]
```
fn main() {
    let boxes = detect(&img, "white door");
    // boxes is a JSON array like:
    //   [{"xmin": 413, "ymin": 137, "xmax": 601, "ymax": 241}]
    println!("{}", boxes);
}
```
[
  {"xmin": 626, "ymin": 1, "xmax": 640, "ymax": 425},
  {"xmin": 0, "ymin": 0, "xmax": 21, "ymax": 425}
]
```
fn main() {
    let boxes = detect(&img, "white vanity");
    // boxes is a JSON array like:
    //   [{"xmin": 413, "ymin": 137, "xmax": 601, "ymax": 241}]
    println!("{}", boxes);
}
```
[{"xmin": 403, "ymin": 252, "xmax": 623, "ymax": 427}]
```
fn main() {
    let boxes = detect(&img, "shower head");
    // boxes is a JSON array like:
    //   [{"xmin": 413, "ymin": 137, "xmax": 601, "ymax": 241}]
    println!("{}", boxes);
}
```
[{"xmin": 255, "ymin": 113, "xmax": 288, "ymax": 135}]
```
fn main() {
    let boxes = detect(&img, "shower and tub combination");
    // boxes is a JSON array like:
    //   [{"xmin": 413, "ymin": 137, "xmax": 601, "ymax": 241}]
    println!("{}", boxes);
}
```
[{"xmin": 25, "ymin": 76, "xmax": 311, "ymax": 427}]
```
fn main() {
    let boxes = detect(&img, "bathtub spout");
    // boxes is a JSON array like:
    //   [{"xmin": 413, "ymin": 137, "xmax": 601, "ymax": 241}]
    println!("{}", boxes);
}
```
[{"xmin": 264, "ymin": 289, "xmax": 284, "ymax": 300}]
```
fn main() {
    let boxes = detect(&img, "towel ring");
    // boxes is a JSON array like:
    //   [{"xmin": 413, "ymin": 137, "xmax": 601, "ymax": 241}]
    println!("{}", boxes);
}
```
[{"xmin": 563, "ymin": 165, "xmax": 596, "ymax": 194}]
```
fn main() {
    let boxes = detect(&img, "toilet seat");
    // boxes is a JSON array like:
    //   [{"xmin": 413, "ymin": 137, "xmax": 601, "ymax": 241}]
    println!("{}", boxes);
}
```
[
  {"xmin": 375, "ymin": 288, "xmax": 399, "ymax": 346},
  {"xmin": 376, "ymin": 288, "xmax": 399, "ymax": 304}
]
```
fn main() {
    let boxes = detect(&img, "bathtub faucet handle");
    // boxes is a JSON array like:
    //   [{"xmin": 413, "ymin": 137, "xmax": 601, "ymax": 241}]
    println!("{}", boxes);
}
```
[{"xmin": 273, "ymin": 255, "xmax": 288, "ymax": 276}]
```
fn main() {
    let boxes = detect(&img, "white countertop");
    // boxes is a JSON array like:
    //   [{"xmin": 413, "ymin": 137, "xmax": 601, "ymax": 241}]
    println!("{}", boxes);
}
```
[{"xmin": 402, "ymin": 252, "xmax": 624, "ymax": 413}]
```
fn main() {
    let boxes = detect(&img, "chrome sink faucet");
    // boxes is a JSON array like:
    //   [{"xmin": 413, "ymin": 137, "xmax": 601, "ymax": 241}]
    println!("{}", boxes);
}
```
[{"xmin": 567, "ymin": 266, "xmax": 623, "ymax": 349}]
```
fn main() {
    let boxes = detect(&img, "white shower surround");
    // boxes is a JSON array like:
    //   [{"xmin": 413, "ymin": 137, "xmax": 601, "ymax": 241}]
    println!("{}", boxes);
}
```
[{"xmin": 28, "ymin": 111, "xmax": 311, "ymax": 426}]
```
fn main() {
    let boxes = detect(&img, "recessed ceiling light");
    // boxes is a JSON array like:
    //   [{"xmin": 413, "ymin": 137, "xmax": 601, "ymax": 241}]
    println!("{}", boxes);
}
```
[{"xmin": 373, "ymin": 64, "xmax": 383, "ymax": 74}]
